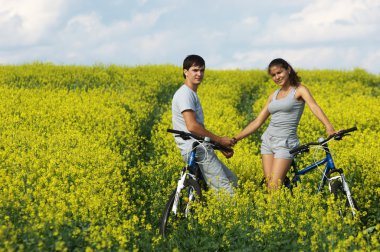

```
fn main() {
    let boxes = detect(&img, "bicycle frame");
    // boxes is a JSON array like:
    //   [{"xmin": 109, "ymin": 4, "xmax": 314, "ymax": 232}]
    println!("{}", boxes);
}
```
[
  {"xmin": 292, "ymin": 143, "xmax": 337, "ymax": 192},
  {"xmin": 161, "ymin": 128, "xmax": 246, "ymax": 237},
  {"xmin": 172, "ymin": 142, "xmax": 199, "ymax": 215},
  {"xmin": 289, "ymin": 128, "xmax": 358, "ymax": 217}
]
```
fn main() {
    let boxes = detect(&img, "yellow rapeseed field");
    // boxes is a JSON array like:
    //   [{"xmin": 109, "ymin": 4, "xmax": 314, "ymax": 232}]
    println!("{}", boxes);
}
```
[{"xmin": 0, "ymin": 64, "xmax": 378, "ymax": 251}]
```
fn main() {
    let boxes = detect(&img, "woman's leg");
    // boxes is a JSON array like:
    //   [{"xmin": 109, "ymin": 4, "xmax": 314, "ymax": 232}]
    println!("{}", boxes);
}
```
[
  {"xmin": 268, "ymin": 158, "xmax": 293, "ymax": 190},
  {"xmin": 261, "ymin": 132, "xmax": 295, "ymax": 190},
  {"xmin": 262, "ymin": 154, "xmax": 274, "ymax": 187}
]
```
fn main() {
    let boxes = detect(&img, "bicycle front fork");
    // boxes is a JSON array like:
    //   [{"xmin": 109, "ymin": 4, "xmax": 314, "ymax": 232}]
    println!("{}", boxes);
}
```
[
  {"xmin": 172, "ymin": 168, "xmax": 197, "ymax": 215},
  {"xmin": 172, "ymin": 171, "xmax": 187, "ymax": 214},
  {"xmin": 328, "ymin": 169, "xmax": 357, "ymax": 217}
]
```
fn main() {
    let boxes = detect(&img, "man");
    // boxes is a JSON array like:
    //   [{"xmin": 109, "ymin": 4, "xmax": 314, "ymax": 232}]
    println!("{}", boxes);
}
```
[{"xmin": 171, "ymin": 54, "xmax": 238, "ymax": 195}]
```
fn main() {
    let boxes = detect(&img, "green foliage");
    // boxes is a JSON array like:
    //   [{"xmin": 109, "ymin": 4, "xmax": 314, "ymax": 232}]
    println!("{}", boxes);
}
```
[{"xmin": 0, "ymin": 63, "xmax": 378, "ymax": 251}]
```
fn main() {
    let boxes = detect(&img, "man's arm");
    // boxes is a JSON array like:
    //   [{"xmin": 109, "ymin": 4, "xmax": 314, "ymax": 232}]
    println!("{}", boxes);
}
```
[{"xmin": 182, "ymin": 110, "xmax": 232, "ymax": 147}]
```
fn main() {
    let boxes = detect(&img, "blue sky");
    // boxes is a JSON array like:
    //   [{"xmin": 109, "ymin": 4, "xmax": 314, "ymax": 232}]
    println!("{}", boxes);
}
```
[{"xmin": 0, "ymin": 0, "xmax": 379, "ymax": 73}]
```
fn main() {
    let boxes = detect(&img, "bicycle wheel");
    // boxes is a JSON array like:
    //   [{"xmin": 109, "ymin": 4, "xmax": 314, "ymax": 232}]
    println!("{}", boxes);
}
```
[
  {"xmin": 183, "ymin": 177, "xmax": 202, "ymax": 215},
  {"xmin": 284, "ymin": 176, "xmax": 293, "ymax": 189},
  {"xmin": 159, "ymin": 177, "xmax": 202, "ymax": 238},
  {"xmin": 330, "ymin": 180, "xmax": 358, "ymax": 218}
]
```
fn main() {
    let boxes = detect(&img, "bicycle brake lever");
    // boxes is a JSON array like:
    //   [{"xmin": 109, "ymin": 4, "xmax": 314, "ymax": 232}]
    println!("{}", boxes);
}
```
[
  {"xmin": 334, "ymin": 135, "xmax": 342, "ymax": 140},
  {"xmin": 334, "ymin": 133, "xmax": 349, "ymax": 140}
]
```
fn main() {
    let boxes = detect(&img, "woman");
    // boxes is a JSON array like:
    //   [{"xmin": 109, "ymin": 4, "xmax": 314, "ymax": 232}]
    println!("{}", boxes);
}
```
[{"xmin": 233, "ymin": 58, "xmax": 335, "ymax": 190}]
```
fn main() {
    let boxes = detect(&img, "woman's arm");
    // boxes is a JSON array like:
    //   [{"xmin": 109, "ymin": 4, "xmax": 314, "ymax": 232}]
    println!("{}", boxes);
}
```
[
  {"xmin": 234, "ymin": 94, "xmax": 272, "ymax": 141},
  {"xmin": 297, "ymin": 85, "xmax": 335, "ymax": 136}
]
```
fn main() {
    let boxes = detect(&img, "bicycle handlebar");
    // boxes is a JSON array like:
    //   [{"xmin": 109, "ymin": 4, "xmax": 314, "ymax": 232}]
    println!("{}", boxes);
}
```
[
  {"xmin": 167, "ymin": 129, "xmax": 233, "ymax": 152},
  {"xmin": 289, "ymin": 126, "xmax": 357, "ymax": 155}
]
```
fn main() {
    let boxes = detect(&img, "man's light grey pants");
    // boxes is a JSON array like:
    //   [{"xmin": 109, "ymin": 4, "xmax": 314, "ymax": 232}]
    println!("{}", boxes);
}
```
[{"xmin": 193, "ymin": 144, "xmax": 238, "ymax": 195}]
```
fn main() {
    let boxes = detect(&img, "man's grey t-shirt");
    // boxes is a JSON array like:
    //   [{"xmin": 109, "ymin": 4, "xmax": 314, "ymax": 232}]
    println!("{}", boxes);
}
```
[{"xmin": 172, "ymin": 84, "xmax": 204, "ymax": 156}]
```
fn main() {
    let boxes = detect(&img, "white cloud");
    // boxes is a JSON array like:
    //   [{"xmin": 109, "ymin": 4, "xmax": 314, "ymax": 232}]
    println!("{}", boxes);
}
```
[
  {"xmin": 360, "ymin": 48, "xmax": 380, "ymax": 73},
  {"xmin": 219, "ymin": 46, "xmax": 366, "ymax": 71},
  {"xmin": 53, "ymin": 7, "xmax": 171, "ymax": 63},
  {"xmin": 126, "ymin": 8, "xmax": 169, "ymax": 31},
  {"xmin": 130, "ymin": 31, "xmax": 175, "ymax": 61},
  {"xmin": 0, "ymin": 0, "xmax": 379, "ymax": 73},
  {"xmin": 63, "ymin": 7, "xmax": 167, "ymax": 39},
  {"xmin": 241, "ymin": 16, "xmax": 259, "ymax": 26},
  {"xmin": 0, "ymin": 0, "xmax": 64, "ymax": 46},
  {"xmin": 255, "ymin": 0, "xmax": 380, "ymax": 45}
]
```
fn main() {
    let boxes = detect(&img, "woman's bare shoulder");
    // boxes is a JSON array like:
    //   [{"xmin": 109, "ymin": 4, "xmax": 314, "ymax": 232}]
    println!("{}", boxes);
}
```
[{"xmin": 295, "ymin": 83, "xmax": 311, "ymax": 93}]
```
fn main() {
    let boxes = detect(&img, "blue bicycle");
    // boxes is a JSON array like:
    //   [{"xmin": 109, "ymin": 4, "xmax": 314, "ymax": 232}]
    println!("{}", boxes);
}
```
[
  {"xmin": 287, "ymin": 127, "xmax": 358, "ymax": 217},
  {"xmin": 159, "ymin": 129, "xmax": 232, "ymax": 238}
]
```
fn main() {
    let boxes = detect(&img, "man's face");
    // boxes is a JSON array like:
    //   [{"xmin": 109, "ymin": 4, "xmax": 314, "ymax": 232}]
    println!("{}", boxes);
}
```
[{"xmin": 184, "ymin": 64, "xmax": 205, "ymax": 85}]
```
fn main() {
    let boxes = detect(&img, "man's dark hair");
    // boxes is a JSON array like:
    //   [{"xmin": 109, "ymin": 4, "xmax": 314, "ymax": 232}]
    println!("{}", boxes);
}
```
[{"xmin": 183, "ymin": 55, "xmax": 205, "ymax": 79}]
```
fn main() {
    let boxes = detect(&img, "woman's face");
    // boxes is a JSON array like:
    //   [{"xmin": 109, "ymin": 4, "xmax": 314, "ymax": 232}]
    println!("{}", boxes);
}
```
[{"xmin": 269, "ymin": 65, "xmax": 290, "ymax": 87}]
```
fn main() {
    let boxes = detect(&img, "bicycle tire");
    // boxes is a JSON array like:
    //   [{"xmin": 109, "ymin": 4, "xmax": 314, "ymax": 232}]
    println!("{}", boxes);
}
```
[
  {"xmin": 159, "ymin": 177, "xmax": 202, "ymax": 238},
  {"xmin": 330, "ymin": 180, "xmax": 358, "ymax": 218}
]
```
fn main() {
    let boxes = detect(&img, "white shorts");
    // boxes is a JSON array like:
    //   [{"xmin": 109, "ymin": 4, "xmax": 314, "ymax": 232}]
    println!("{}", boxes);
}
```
[{"xmin": 261, "ymin": 132, "xmax": 299, "ymax": 160}]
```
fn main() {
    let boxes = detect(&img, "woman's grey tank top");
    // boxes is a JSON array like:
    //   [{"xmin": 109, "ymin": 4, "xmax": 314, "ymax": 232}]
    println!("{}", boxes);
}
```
[{"xmin": 266, "ymin": 87, "xmax": 305, "ymax": 137}]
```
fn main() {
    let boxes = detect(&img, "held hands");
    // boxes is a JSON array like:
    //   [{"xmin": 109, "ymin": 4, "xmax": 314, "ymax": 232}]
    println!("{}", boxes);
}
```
[
  {"xmin": 218, "ymin": 136, "xmax": 235, "ymax": 159},
  {"xmin": 231, "ymin": 137, "xmax": 238, "ymax": 146},
  {"xmin": 218, "ymin": 136, "xmax": 235, "ymax": 147},
  {"xmin": 222, "ymin": 136, "xmax": 241, "ymax": 158}
]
